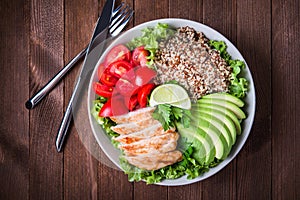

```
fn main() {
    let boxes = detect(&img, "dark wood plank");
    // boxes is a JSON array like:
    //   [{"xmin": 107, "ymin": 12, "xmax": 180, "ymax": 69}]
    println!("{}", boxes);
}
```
[
  {"xmin": 63, "ymin": 0, "xmax": 99, "ymax": 199},
  {"xmin": 236, "ymin": 0, "xmax": 272, "ymax": 199},
  {"xmin": 201, "ymin": 0, "xmax": 237, "ymax": 199},
  {"xmin": 168, "ymin": 1, "xmax": 204, "ymax": 200},
  {"xmin": 29, "ymin": 0, "xmax": 64, "ymax": 199},
  {"xmin": 0, "ymin": 0, "xmax": 30, "ymax": 199},
  {"xmin": 272, "ymin": 0, "xmax": 300, "ymax": 199}
]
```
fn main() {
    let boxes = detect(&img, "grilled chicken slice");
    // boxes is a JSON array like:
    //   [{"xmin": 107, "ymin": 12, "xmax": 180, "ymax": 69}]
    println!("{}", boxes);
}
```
[
  {"xmin": 124, "ymin": 150, "xmax": 183, "ymax": 170},
  {"xmin": 110, "ymin": 107, "xmax": 156, "ymax": 124},
  {"xmin": 111, "ymin": 117, "xmax": 160, "ymax": 135},
  {"xmin": 119, "ymin": 132, "xmax": 179, "ymax": 156},
  {"xmin": 113, "ymin": 125, "xmax": 176, "ymax": 144}
]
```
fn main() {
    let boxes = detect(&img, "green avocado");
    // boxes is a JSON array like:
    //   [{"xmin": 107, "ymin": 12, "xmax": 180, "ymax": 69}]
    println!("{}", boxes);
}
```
[
  {"xmin": 194, "ymin": 103, "xmax": 242, "ymax": 135},
  {"xmin": 176, "ymin": 122, "xmax": 215, "ymax": 165},
  {"xmin": 191, "ymin": 115, "xmax": 230, "ymax": 159},
  {"xmin": 202, "ymin": 93, "xmax": 245, "ymax": 107},
  {"xmin": 197, "ymin": 99, "xmax": 246, "ymax": 119},
  {"xmin": 192, "ymin": 111, "xmax": 233, "ymax": 148}
]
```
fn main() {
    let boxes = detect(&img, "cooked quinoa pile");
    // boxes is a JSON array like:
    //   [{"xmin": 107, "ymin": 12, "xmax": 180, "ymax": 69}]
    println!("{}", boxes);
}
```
[{"xmin": 154, "ymin": 26, "xmax": 232, "ymax": 100}]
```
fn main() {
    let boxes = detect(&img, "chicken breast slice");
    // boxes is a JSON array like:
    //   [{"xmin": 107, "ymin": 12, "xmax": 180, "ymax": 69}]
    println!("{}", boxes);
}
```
[
  {"xmin": 119, "ymin": 132, "xmax": 179, "ymax": 156},
  {"xmin": 124, "ymin": 150, "xmax": 183, "ymax": 170},
  {"xmin": 110, "ymin": 107, "xmax": 156, "ymax": 124},
  {"xmin": 111, "ymin": 117, "xmax": 160, "ymax": 135},
  {"xmin": 114, "ymin": 125, "xmax": 175, "ymax": 144}
]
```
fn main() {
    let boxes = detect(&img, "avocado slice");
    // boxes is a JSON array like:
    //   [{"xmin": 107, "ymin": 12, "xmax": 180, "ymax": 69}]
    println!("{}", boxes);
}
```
[
  {"xmin": 202, "ymin": 93, "xmax": 244, "ymax": 107},
  {"xmin": 188, "ymin": 116, "xmax": 228, "ymax": 160},
  {"xmin": 195, "ymin": 103, "xmax": 242, "ymax": 135},
  {"xmin": 197, "ymin": 99, "xmax": 246, "ymax": 119},
  {"xmin": 176, "ymin": 122, "xmax": 215, "ymax": 164},
  {"xmin": 192, "ymin": 112, "xmax": 233, "ymax": 148},
  {"xmin": 192, "ymin": 115, "xmax": 230, "ymax": 159},
  {"xmin": 193, "ymin": 107, "xmax": 237, "ymax": 145}
]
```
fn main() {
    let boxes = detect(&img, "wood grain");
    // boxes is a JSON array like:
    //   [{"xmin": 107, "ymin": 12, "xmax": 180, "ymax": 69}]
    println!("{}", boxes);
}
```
[
  {"xmin": 29, "ymin": 0, "xmax": 64, "ymax": 199},
  {"xmin": 63, "ymin": 0, "xmax": 99, "ymax": 199},
  {"xmin": 0, "ymin": 0, "xmax": 30, "ymax": 199},
  {"xmin": 236, "ymin": 0, "xmax": 272, "ymax": 199},
  {"xmin": 272, "ymin": 0, "xmax": 300, "ymax": 199}
]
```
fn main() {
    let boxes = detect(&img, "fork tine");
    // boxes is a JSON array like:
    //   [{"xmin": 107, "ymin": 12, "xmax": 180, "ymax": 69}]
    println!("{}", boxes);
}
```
[
  {"xmin": 110, "ymin": 4, "xmax": 130, "ymax": 28},
  {"xmin": 110, "ymin": 10, "xmax": 133, "ymax": 36},
  {"xmin": 111, "ymin": 2, "xmax": 125, "ymax": 17}
]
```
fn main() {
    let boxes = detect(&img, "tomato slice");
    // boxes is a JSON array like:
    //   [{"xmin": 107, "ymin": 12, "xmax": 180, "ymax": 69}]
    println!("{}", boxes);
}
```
[
  {"xmin": 104, "ymin": 44, "xmax": 131, "ymax": 66},
  {"xmin": 100, "ymin": 70, "xmax": 118, "ymax": 86},
  {"xmin": 137, "ymin": 83, "xmax": 156, "ymax": 107},
  {"xmin": 134, "ymin": 66, "xmax": 157, "ymax": 86},
  {"xmin": 111, "ymin": 95, "xmax": 128, "ymax": 116},
  {"xmin": 124, "ymin": 95, "xmax": 138, "ymax": 111},
  {"xmin": 99, "ymin": 99, "xmax": 113, "ymax": 117},
  {"xmin": 93, "ymin": 82, "xmax": 113, "ymax": 98},
  {"xmin": 115, "ymin": 78, "xmax": 138, "ymax": 97},
  {"xmin": 108, "ymin": 60, "xmax": 133, "ymax": 78},
  {"xmin": 132, "ymin": 46, "xmax": 149, "ymax": 67}
]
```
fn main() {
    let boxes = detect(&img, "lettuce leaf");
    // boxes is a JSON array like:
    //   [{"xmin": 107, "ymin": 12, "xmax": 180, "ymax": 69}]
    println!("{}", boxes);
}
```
[
  {"xmin": 127, "ymin": 23, "xmax": 175, "ymax": 68},
  {"xmin": 209, "ymin": 40, "xmax": 248, "ymax": 98}
]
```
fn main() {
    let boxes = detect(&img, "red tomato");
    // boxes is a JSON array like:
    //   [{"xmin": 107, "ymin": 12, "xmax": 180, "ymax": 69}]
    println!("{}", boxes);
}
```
[
  {"xmin": 132, "ymin": 46, "xmax": 149, "ymax": 67},
  {"xmin": 137, "ymin": 83, "xmax": 156, "ymax": 107},
  {"xmin": 115, "ymin": 78, "xmax": 138, "ymax": 97},
  {"xmin": 93, "ymin": 82, "xmax": 113, "ymax": 98},
  {"xmin": 111, "ymin": 95, "xmax": 128, "ymax": 116},
  {"xmin": 124, "ymin": 95, "xmax": 138, "ymax": 111},
  {"xmin": 104, "ymin": 44, "xmax": 131, "ymax": 66},
  {"xmin": 99, "ymin": 99, "xmax": 113, "ymax": 117},
  {"xmin": 108, "ymin": 60, "xmax": 133, "ymax": 78},
  {"xmin": 134, "ymin": 66, "xmax": 157, "ymax": 86},
  {"xmin": 100, "ymin": 70, "xmax": 118, "ymax": 86}
]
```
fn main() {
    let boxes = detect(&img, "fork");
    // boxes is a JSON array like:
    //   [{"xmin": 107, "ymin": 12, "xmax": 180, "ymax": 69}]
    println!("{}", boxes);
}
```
[{"xmin": 25, "ymin": 2, "xmax": 133, "ymax": 109}]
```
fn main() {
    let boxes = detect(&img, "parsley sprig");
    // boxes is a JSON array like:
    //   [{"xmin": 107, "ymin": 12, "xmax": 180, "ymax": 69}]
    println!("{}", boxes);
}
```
[{"xmin": 152, "ymin": 104, "xmax": 192, "ymax": 130}]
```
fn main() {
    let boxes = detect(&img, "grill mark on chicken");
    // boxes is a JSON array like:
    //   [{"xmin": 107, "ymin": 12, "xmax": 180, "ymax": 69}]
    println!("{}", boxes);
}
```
[{"xmin": 113, "ymin": 125, "xmax": 175, "ymax": 144}]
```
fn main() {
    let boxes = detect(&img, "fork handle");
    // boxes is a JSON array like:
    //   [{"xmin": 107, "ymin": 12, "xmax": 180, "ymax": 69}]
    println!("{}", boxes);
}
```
[{"xmin": 25, "ymin": 46, "xmax": 87, "ymax": 109}]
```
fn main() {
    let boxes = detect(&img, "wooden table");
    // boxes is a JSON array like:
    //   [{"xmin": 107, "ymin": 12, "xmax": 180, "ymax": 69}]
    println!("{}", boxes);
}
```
[{"xmin": 1, "ymin": 0, "xmax": 299, "ymax": 199}]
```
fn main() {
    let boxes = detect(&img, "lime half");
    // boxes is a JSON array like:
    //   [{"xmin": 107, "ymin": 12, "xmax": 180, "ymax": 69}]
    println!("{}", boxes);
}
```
[{"xmin": 149, "ymin": 84, "xmax": 191, "ymax": 109}]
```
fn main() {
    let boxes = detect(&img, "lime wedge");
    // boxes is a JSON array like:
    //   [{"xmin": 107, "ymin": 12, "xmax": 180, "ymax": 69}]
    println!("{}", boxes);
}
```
[
  {"xmin": 149, "ymin": 84, "xmax": 191, "ymax": 109},
  {"xmin": 169, "ymin": 98, "xmax": 191, "ymax": 109}
]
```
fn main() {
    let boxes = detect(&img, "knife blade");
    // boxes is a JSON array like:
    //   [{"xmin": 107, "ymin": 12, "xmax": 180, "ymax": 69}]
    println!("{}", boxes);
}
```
[{"xmin": 55, "ymin": 0, "xmax": 115, "ymax": 152}]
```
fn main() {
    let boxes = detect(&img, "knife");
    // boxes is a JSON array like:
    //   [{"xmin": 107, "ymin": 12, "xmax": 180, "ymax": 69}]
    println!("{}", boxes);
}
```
[{"xmin": 55, "ymin": 0, "xmax": 115, "ymax": 152}]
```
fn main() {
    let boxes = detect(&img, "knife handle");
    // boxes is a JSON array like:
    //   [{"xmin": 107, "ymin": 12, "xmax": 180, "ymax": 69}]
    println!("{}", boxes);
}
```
[{"xmin": 25, "ymin": 47, "xmax": 87, "ymax": 109}]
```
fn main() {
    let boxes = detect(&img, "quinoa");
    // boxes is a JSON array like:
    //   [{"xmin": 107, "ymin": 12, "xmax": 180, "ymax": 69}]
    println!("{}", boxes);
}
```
[{"xmin": 154, "ymin": 26, "xmax": 232, "ymax": 100}]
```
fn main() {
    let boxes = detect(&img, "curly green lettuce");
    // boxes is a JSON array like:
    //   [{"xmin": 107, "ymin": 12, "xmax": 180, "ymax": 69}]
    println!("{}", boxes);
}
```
[{"xmin": 209, "ymin": 40, "xmax": 248, "ymax": 98}]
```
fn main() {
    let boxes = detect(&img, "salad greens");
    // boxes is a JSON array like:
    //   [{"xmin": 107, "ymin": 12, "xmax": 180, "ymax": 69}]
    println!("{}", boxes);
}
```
[
  {"xmin": 209, "ymin": 40, "xmax": 248, "ymax": 98},
  {"xmin": 127, "ymin": 23, "xmax": 175, "ymax": 68}
]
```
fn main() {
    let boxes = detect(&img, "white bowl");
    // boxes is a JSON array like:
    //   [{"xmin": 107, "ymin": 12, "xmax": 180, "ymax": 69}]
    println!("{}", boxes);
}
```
[{"xmin": 88, "ymin": 18, "xmax": 256, "ymax": 186}]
